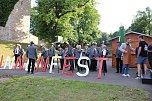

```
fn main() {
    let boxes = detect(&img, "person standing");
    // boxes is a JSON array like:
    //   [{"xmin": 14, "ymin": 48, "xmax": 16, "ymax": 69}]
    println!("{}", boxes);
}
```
[
  {"xmin": 48, "ymin": 43, "xmax": 55, "ymax": 68},
  {"xmin": 148, "ymin": 42, "xmax": 152, "ymax": 69},
  {"xmin": 136, "ymin": 35, "xmax": 148, "ymax": 79},
  {"xmin": 67, "ymin": 44, "xmax": 74, "ymax": 71},
  {"xmin": 41, "ymin": 46, "xmax": 48, "ymax": 63},
  {"xmin": 74, "ymin": 45, "xmax": 82, "ymax": 71},
  {"xmin": 115, "ymin": 42, "xmax": 123, "ymax": 73},
  {"xmin": 18, "ymin": 44, "xmax": 24, "ymax": 65},
  {"xmin": 135, "ymin": 46, "xmax": 145, "ymax": 75},
  {"xmin": 26, "ymin": 41, "xmax": 37, "ymax": 74},
  {"xmin": 13, "ymin": 44, "xmax": 20, "ymax": 64},
  {"xmin": 58, "ymin": 45, "xmax": 65, "ymax": 70},
  {"xmin": 119, "ymin": 38, "xmax": 135, "ymax": 77},
  {"xmin": 101, "ymin": 45, "xmax": 108, "ymax": 73},
  {"xmin": 89, "ymin": 42, "xmax": 98, "ymax": 71},
  {"xmin": 82, "ymin": 44, "xmax": 89, "ymax": 57},
  {"xmin": 82, "ymin": 44, "xmax": 90, "ymax": 66}
]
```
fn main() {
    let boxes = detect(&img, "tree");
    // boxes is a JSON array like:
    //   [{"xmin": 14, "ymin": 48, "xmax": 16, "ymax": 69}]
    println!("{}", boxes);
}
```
[
  {"xmin": 0, "ymin": 0, "xmax": 19, "ymax": 26},
  {"xmin": 32, "ymin": 0, "xmax": 100, "ymax": 43},
  {"xmin": 71, "ymin": 2, "xmax": 100, "ymax": 44},
  {"xmin": 129, "ymin": 7, "xmax": 152, "ymax": 35}
]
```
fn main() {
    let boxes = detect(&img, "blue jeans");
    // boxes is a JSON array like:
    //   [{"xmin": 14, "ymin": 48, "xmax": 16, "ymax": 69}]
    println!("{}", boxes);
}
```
[{"xmin": 122, "ymin": 64, "xmax": 129, "ymax": 74}]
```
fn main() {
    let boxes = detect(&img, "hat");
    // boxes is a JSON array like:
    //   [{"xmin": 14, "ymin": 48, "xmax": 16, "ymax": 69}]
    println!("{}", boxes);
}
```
[
  {"xmin": 65, "ymin": 45, "xmax": 68, "ymax": 48},
  {"xmin": 86, "ymin": 44, "xmax": 89, "ymax": 46},
  {"xmin": 30, "ymin": 41, "xmax": 34, "ymax": 44},
  {"xmin": 16, "ymin": 44, "xmax": 20, "ymax": 46},
  {"xmin": 18, "ymin": 44, "xmax": 21, "ymax": 47},
  {"xmin": 102, "ymin": 45, "xmax": 106, "ymax": 48},
  {"xmin": 93, "ymin": 42, "xmax": 97, "ymax": 45}
]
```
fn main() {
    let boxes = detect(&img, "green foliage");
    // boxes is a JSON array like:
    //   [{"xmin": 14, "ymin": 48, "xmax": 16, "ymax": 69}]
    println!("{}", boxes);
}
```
[
  {"xmin": 109, "ymin": 31, "xmax": 119, "ymax": 39},
  {"xmin": 129, "ymin": 7, "xmax": 152, "ymax": 35},
  {"xmin": 0, "ymin": 0, "xmax": 19, "ymax": 26},
  {"xmin": 31, "ymin": 0, "xmax": 100, "ymax": 44}
]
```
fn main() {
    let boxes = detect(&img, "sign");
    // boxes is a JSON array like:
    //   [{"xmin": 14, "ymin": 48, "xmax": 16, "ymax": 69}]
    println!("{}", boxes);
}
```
[{"xmin": 58, "ymin": 36, "xmax": 63, "ymax": 43}]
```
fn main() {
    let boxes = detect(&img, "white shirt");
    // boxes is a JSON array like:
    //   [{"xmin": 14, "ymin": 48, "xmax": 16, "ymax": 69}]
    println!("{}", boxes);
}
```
[
  {"xmin": 15, "ymin": 47, "xmax": 19, "ymax": 54},
  {"xmin": 102, "ymin": 49, "xmax": 107, "ymax": 56}
]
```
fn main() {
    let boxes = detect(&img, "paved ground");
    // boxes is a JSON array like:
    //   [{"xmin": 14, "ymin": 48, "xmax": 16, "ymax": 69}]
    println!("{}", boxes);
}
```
[{"xmin": 0, "ymin": 60, "xmax": 152, "ymax": 99}]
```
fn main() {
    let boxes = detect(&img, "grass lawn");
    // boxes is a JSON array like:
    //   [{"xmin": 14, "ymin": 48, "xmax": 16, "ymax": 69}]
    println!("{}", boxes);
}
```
[{"xmin": 0, "ymin": 76, "xmax": 150, "ymax": 101}]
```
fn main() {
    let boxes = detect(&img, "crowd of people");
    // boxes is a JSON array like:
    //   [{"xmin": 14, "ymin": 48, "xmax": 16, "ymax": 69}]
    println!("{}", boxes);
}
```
[
  {"xmin": 115, "ymin": 35, "xmax": 152, "ymax": 79},
  {"xmin": 13, "ymin": 41, "xmax": 109, "ymax": 74},
  {"xmin": 13, "ymin": 35, "xmax": 152, "ymax": 79}
]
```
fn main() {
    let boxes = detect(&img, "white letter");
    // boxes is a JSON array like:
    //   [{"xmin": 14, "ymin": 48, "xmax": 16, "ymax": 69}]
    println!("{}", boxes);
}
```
[
  {"xmin": 76, "ymin": 56, "xmax": 90, "ymax": 76},
  {"xmin": 49, "ymin": 56, "xmax": 61, "ymax": 73},
  {"xmin": 9, "ymin": 56, "xmax": 15, "ymax": 69},
  {"xmin": 3, "ymin": 56, "xmax": 11, "ymax": 69},
  {"xmin": 25, "ymin": 59, "xmax": 29, "ymax": 71}
]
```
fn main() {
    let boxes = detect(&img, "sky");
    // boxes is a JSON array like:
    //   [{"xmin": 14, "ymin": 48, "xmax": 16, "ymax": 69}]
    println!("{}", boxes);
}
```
[
  {"xmin": 96, "ymin": 0, "xmax": 152, "ymax": 33},
  {"xmin": 31, "ymin": 0, "xmax": 152, "ymax": 33}
]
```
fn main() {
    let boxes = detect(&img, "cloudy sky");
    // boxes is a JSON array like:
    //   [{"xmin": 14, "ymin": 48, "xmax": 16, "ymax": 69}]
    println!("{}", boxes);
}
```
[{"xmin": 31, "ymin": 0, "xmax": 152, "ymax": 33}]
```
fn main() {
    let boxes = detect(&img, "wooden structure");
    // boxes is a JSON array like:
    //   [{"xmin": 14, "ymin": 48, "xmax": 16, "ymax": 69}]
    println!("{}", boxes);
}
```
[{"xmin": 111, "ymin": 32, "xmax": 152, "ymax": 68}]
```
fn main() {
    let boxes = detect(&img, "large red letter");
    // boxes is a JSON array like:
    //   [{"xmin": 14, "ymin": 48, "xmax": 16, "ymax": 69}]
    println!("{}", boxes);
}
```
[
  {"xmin": 62, "ymin": 57, "xmax": 76, "ymax": 76},
  {"xmin": 95, "ymin": 57, "xmax": 108, "ymax": 79},
  {"xmin": 35, "ymin": 56, "xmax": 43, "ymax": 72},
  {"xmin": 0, "ymin": 55, "xmax": 3, "ymax": 68},
  {"xmin": 42, "ymin": 57, "xmax": 49, "ymax": 72},
  {"xmin": 14, "ymin": 56, "xmax": 22, "ymax": 70}
]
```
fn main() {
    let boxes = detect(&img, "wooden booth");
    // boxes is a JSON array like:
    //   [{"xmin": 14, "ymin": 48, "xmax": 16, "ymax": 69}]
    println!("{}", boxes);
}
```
[{"xmin": 111, "ymin": 32, "xmax": 152, "ymax": 68}]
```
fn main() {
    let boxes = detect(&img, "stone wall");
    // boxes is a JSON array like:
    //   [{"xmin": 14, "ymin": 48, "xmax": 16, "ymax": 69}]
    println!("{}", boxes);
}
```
[{"xmin": 0, "ymin": 0, "xmax": 38, "ymax": 45}]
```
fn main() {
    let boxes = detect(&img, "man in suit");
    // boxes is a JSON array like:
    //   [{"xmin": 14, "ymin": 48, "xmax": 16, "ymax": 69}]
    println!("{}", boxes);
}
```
[
  {"xmin": 88, "ymin": 42, "xmax": 98, "ymax": 71},
  {"xmin": 67, "ymin": 44, "xmax": 74, "ymax": 71},
  {"xmin": 74, "ymin": 45, "xmax": 82, "ymax": 71},
  {"xmin": 58, "ymin": 45, "xmax": 65, "ymax": 70},
  {"xmin": 82, "ymin": 44, "xmax": 90, "ymax": 67},
  {"xmin": 48, "ymin": 43, "xmax": 55, "ymax": 68},
  {"xmin": 115, "ymin": 42, "xmax": 123, "ymax": 73},
  {"xmin": 26, "ymin": 41, "xmax": 37, "ymax": 74},
  {"xmin": 41, "ymin": 45, "xmax": 48, "ymax": 63}
]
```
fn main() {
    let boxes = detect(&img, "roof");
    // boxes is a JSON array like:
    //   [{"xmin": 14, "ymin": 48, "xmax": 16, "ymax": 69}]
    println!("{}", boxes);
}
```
[
  {"xmin": 107, "ymin": 36, "xmax": 119, "ymax": 41},
  {"xmin": 126, "ymin": 32, "xmax": 152, "ymax": 38},
  {"xmin": 108, "ymin": 32, "xmax": 152, "ymax": 41}
]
